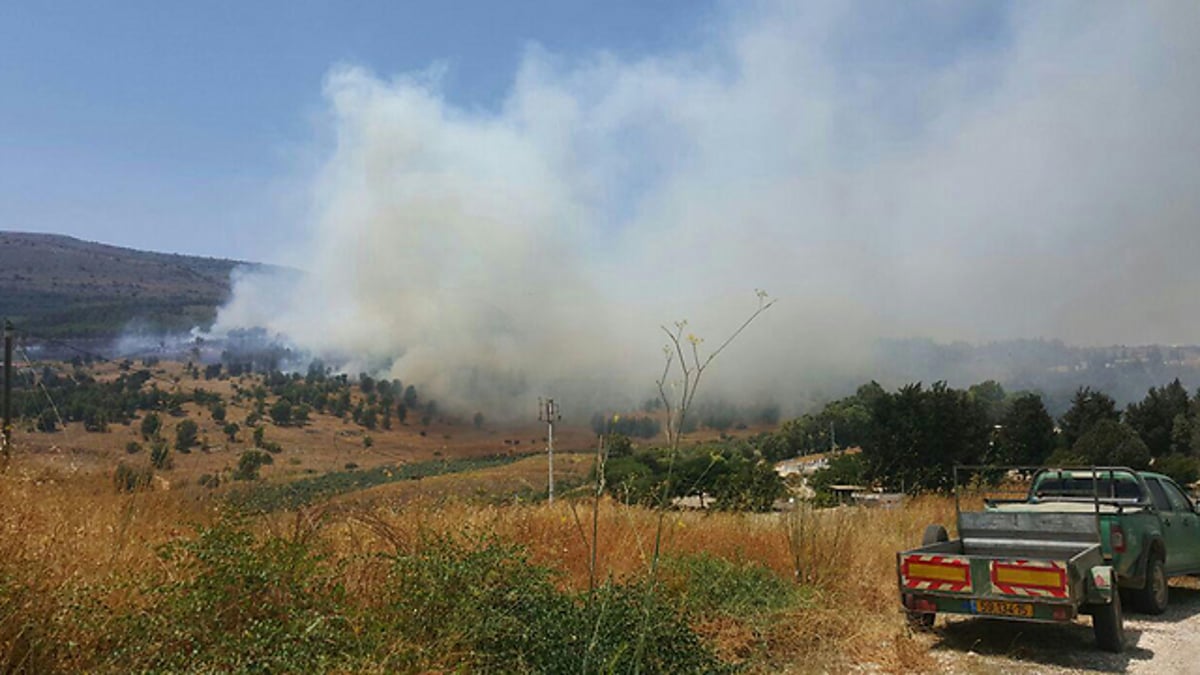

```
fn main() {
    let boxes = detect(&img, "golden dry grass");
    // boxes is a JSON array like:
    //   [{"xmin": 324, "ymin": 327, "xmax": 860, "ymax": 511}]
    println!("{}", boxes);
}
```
[{"xmin": 0, "ymin": 459, "xmax": 956, "ymax": 673}]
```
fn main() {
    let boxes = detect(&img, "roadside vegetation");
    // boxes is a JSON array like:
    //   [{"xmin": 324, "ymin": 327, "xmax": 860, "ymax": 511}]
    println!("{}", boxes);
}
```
[{"xmin": 0, "ymin": 468, "xmax": 950, "ymax": 673}]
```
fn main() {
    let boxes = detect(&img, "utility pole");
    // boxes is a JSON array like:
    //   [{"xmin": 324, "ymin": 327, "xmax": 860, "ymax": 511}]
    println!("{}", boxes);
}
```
[
  {"xmin": 538, "ymin": 397, "xmax": 560, "ymax": 504},
  {"xmin": 2, "ymin": 320, "xmax": 12, "ymax": 470}
]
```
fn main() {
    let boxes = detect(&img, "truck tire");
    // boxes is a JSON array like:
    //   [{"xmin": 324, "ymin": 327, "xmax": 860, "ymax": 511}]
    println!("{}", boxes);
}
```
[
  {"xmin": 1130, "ymin": 555, "xmax": 1168, "ymax": 615},
  {"xmin": 906, "ymin": 524, "xmax": 950, "ymax": 631},
  {"xmin": 922, "ymin": 524, "xmax": 949, "ymax": 545},
  {"xmin": 1091, "ymin": 584, "xmax": 1125, "ymax": 653}
]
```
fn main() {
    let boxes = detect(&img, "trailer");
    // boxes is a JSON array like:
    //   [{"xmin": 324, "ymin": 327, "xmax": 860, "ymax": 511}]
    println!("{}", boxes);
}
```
[{"xmin": 897, "ymin": 467, "xmax": 1131, "ymax": 652}]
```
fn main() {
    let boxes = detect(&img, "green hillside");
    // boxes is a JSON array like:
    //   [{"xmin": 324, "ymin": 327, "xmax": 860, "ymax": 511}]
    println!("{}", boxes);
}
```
[{"xmin": 0, "ymin": 232, "xmax": 263, "ymax": 337}]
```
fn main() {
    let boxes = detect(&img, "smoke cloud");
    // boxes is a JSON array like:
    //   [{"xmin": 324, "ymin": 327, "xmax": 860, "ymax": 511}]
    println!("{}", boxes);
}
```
[{"xmin": 215, "ymin": 1, "xmax": 1200, "ymax": 416}]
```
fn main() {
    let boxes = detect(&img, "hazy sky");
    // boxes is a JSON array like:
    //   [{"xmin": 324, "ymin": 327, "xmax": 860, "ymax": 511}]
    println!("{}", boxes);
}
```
[
  {"xmin": 6, "ymin": 2, "xmax": 1200, "ymax": 404},
  {"xmin": 2, "ymin": 1, "xmax": 1006, "ymax": 262}
]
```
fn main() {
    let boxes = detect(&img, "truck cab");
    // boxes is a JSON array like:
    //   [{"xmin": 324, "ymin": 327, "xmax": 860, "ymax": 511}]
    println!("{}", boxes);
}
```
[{"xmin": 1007, "ymin": 469, "xmax": 1200, "ymax": 612}]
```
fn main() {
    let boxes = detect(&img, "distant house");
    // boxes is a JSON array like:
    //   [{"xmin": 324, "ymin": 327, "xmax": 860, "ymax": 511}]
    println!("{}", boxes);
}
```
[
  {"xmin": 774, "ymin": 447, "xmax": 862, "ymax": 478},
  {"xmin": 827, "ymin": 484, "xmax": 867, "ymax": 505}
]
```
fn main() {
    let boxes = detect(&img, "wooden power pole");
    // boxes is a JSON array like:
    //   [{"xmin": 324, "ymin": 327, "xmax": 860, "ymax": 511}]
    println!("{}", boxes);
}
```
[{"xmin": 2, "ymin": 320, "xmax": 12, "ymax": 469}]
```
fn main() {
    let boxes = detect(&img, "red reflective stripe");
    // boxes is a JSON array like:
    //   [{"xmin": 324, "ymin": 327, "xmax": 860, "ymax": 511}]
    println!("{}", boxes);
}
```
[
  {"xmin": 989, "ymin": 559, "xmax": 1069, "ymax": 599},
  {"xmin": 900, "ymin": 554, "xmax": 972, "ymax": 592}
]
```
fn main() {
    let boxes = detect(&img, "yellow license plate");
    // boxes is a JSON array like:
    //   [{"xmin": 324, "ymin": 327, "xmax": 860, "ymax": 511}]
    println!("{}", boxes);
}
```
[{"xmin": 976, "ymin": 600, "xmax": 1034, "ymax": 617}]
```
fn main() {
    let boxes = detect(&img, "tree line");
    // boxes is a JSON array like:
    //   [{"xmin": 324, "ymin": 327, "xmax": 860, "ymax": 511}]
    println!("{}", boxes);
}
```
[{"xmin": 771, "ymin": 379, "xmax": 1200, "ymax": 494}]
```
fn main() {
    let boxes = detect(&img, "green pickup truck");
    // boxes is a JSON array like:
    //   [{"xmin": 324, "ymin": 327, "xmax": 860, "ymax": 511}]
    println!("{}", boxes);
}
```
[{"xmin": 897, "ymin": 467, "xmax": 1200, "ymax": 652}]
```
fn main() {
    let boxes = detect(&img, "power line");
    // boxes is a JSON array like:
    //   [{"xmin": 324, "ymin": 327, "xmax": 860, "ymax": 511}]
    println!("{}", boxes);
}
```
[{"xmin": 17, "ymin": 346, "xmax": 67, "ymax": 433}]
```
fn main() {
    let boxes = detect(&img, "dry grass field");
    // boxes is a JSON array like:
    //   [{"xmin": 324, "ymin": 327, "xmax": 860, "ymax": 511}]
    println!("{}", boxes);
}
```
[
  {"xmin": 0, "ymin": 358, "xmax": 956, "ymax": 672},
  {"xmin": 0, "ymin": 462, "xmax": 956, "ymax": 672}
]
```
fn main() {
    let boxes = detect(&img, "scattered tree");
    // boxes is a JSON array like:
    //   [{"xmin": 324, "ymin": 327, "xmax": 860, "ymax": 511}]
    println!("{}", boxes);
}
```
[
  {"xmin": 993, "ymin": 393, "xmax": 1056, "ymax": 466},
  {"xmin": 1071, "ymin": 419, "xmax": 1151, "ymax": 469},
  {"xmin": 1125, "ymin": 379, "xmax": 1190, "ymax": 457},
  {"xmin": 174, "ymin": 420, "xmax": 199, "ymax": 452},
  {"xmin": 233, "ymin": 450, "xmax": 274, "ymax": 481},
  {"xmin": 140, "ymin": 412, "xmax": 161, "ymax": 440},
  {"xmin": 269, "ymin": 399, "xmax": 292, "ymax": 426},
  {"xmin": 1059, "ymin": 387, "xmax": 1119, "ymax": 449}
]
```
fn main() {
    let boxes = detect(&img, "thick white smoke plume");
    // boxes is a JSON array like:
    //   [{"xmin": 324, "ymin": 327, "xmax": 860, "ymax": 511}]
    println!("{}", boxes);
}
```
[{"xmin": 215, "ymin": 1, "xmax": 1200, "ymax": 416}]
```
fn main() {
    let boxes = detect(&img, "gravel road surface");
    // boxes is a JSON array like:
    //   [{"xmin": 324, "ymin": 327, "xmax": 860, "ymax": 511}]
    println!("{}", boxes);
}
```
[{"xmin": 926, "ymin": 578, "xmax": 1200, "ymax": 674}]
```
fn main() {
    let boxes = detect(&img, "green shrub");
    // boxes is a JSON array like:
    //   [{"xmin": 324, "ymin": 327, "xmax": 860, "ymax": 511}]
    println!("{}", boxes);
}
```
[
  {"xmin": 659, "ymin": 552, "xmax": 800, "ymax": 618},
  {"xmin": 109, "ymin": 517, "xmax": 357, "ymax": 672},
  {"xmin": 124, "ymin": 441, "xmax": 142, "ymax": 454},
  {"xmin": 174, "ymin": 419, "xmax": 199, "ymax": 453},
  {"xmin": 140, "ymin": 412, "xmax": 161, "ymax": 440},
  {"xmin": 149, "ymin": 437, "xmax": 171, "ymax": 470},
  {"xmin": 1156, "ymin": 453, "xmax": 1200, "ymax": 486},
  {"xmin": 234, "ymin": 450, "xmax": 274, "ymax": 481},
  {"xmin": 112, "ymin": 462, "xmax": 153, "ymax": 493},
  {"xmin": 375, "ymin": 535, "xmax": 723, "ymax": 673}
]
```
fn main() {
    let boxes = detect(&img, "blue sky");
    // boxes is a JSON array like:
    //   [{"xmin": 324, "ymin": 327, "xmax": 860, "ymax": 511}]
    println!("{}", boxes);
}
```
[{"xmin": 0, "ymin": 1, "xmax": 1011, "ymax": 263}]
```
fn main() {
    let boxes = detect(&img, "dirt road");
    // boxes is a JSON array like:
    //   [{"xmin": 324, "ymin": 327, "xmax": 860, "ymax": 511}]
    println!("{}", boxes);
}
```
[{"xmin": 925, "ymin": 578, "xmax": 1200, "ymax": 674}]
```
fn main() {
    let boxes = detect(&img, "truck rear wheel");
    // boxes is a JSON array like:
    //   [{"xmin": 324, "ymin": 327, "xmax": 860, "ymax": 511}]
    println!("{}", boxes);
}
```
[
  {"xmin": 1131, "ymin": 556, "xmax": 1168, "ymax": 615},
  {"xmin": 1091, "ymin": 583, "xmax": 1125, "ymax": 653}
]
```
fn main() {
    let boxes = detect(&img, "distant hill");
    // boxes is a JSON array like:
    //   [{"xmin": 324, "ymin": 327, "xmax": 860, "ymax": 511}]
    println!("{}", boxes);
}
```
[{"xmin": 0, "ymin": 231, "xmax": 267, "ymax": 337}]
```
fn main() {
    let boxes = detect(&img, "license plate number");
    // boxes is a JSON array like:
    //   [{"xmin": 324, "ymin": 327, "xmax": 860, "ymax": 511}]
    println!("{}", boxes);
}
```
[{"xmin": 976, "ymin": 600, "xmax": 1034, "ymax": 617}]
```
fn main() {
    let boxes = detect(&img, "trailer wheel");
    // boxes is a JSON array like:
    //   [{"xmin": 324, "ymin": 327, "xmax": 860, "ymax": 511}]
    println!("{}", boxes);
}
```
[
  {"xmin": 922, "ymin": 524, "xmax": 949, "ymax": 545},
  {"xmin": 1130, "ymin": 555, "xmax": 1168, "ymax": 615},
  {"xmin": 906, "ymin": 525, "xmax": 949, "ymax": 631},
  {"xmin": 906, "ymin": 610, "xmax": 935, "ymax": 631},
  {"xmin": 1091, "ymin": 581, "xmax": 1125, "ymax": 653}
]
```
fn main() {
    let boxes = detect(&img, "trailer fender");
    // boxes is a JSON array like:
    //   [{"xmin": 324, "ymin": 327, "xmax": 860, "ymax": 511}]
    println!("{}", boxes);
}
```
[{"xmin": 1087, "ymin": 565, "xmax": 1117, "ymax": 605}]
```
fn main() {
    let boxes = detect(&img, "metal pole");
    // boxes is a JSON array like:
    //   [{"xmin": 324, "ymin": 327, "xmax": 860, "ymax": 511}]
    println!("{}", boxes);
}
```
[
  {"xmin": 2, "ymin": 320, "xmax": 12, "ymax": 469},
  {"xmin": 548, "ymin": 410, "xmax": 555, "ymax": 504}
]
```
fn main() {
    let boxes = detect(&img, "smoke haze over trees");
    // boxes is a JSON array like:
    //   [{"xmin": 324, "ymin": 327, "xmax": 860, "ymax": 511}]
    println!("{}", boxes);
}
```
[{"xmin": 213, "ymin": 2, "xmax": 1200, "ymax": 415}]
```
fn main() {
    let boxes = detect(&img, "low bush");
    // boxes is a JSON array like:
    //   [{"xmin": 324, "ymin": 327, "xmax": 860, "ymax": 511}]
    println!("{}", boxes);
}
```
[
  {"xmin": 108, "ymin": 516, "xmax": 357, "ymax": 672},
  {"xmin": 91, "ymin": 517, "xmax": 723, "ymax": 673},
  {"xmin": 659, "ymin": 551, "xmax": 800, "ymax": 618},
  {"xmin": 113, "ymin": 462, "xmax": 153, "ymax": 493},
  {"xmin": 234, "ymin": 450, "xmax": 274, "ymax": 481}
]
